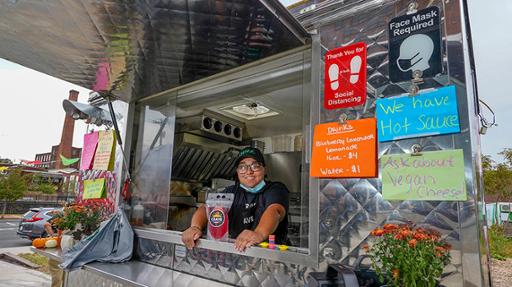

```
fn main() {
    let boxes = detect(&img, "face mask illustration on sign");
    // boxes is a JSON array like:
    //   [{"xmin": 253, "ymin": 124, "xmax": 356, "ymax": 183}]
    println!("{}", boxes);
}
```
[
  {"xmin": 387, "ymin": 6, "xmax": 441, "ymax": 82},
  {"xmin": 396, "ymin": 34, "xmax": 434, "ymax": 72}
]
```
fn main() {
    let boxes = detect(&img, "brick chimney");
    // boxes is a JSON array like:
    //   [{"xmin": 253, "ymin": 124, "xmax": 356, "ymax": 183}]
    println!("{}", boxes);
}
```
[{"xmin": 55, "ymin": 90, "xmax": 79, "ymax": 169}]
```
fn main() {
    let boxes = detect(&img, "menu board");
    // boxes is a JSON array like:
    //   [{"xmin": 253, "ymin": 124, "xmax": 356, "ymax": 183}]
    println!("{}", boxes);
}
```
[
  {"xmin": 310, "ymin": 118, "xmax": 377, "ymax": 178},
  {"xmin": 381, "ymin": 149, "xmax": 467, "ymax": 201},
  {"xmin": 80, "ymin": 131, "xmax": 99, "ymax": 170},
  {"xmin": 92, "ymin": 130, "xmax": 116, "ymax": 171},
  {"xmin": 82, "ymin": 178, "xmax": 106, "ymax": 199},
  {"xmin": 376, "ymin": 85, "xmax": 460, "ymax": 142}
]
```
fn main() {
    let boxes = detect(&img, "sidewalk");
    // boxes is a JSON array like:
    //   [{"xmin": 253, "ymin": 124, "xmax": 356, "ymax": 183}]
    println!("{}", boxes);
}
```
[{"xmin": 0, "ymin": 246, "xmax": 51, "ymax": 287}]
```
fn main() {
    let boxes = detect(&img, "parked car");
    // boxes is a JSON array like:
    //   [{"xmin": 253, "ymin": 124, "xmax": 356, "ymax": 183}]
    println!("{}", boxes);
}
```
[{"xmin": 17, "ymin": 207, "xmax": 61, "ymax": 240}]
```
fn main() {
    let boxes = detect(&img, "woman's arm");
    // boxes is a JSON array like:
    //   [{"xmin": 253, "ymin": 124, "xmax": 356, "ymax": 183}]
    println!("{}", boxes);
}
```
[
  {"xmin": 181, "ymin": 205, "xmax": 207, "ymax": 249},
  {"xmin": 234, "ymin": 203, "xmax": 286, "ymax": 252}
]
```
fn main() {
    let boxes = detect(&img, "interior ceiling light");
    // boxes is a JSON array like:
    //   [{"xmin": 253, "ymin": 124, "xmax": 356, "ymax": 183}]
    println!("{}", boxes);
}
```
[
  {"xmin": 223, "ymin": 102, "xmax": 279, "ymax": 120},
  {"xmin": 233, "ymin": 103, "xmax": 269, "ymax": 115}
]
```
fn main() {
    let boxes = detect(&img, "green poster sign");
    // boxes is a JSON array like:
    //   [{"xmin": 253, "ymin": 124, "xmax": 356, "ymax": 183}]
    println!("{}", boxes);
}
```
[
  {"xmin": 381, "ymin": 149, "xmax": 467, "ymax": 201},
  {"xmin": 82, "ymin": 178, "xmax": 106, "ymax": 199}
]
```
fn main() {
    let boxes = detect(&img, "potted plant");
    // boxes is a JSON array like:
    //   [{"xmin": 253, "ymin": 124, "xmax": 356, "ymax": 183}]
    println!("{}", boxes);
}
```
[
  {"xmin": 51, "ymin": 202, "xmax": 105, "ymax": 241},
  {"xmin": 365, "ymin": 223, "xmax": 451, "ymax": 287}
]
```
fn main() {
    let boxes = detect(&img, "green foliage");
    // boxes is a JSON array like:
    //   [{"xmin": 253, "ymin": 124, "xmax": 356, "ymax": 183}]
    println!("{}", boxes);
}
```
[
  {"xmin": 51, "ymin": 202, "xmax": 106, "ymax": 239},
  {"xmin": 0, "ymin": 169, "xmax": 28, "ymax": 202},
  {"xmin": 0, "ymin": 158, "xmax": 13, "ymax": 164},
  {"xmin": 367, "ymin": 224, "xmax": 451, "ymax": 287},
  {"xmin": 38, "ymin": 183, "xmax": 56, "ymax": 194},
  {"xmin": 489, "ymin": 224, "xmax": 512, "ymax": 260},
  {"xmin": 18, "ymin": 252, "xmax": 50, "ymax": 274},
  {"xmin": 67, "ymin": 179, "xmax": 77, "ymax": 194},
  {"xmin": 28, "ymin": 174, "xmax": 56, "ymax": 194},
  {"xmin": 483, "ymin": 149, "xmax": 512, "ymax": 205},
  {"xmin": 499, "ymin": 148, "xmax": 512, "ymax": 167}
]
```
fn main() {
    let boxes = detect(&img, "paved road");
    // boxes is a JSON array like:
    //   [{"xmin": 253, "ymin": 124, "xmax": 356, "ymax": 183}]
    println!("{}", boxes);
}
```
[{"xmin": 0, "ymin": 219, "xmax": 31, "ymax": 249}]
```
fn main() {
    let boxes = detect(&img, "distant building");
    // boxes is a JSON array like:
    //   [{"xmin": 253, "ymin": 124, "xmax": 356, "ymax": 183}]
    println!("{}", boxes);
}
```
[
  {"xmin": 35, "ymin": 145, "xmax": 82, "ymax": 170},
  {"xmin": 34, "ymin": 90, "xmax": 82, "ymax": 170}
]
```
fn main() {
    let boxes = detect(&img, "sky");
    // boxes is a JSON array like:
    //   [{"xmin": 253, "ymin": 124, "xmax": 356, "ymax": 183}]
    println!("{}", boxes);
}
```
[
  {"xmin": 0, "ymin": 60, "xmax": 89, "ymax": 162},
  {"xmin": 467, "ymin": 0, "xmax": 512, "ymax": 162},
  {"xmin": 0, "ymin": 0, "xmax": 510, "ymax": 163}
]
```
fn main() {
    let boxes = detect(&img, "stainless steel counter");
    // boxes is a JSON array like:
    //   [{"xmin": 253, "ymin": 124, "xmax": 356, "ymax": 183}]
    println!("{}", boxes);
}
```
[
  {"xmin": 134, "ymin": 227, "xmax": 315, "ymax": 267},
  {"xmin": 31, "ymin": 247, "xmax": 231, "ymax": 287}
]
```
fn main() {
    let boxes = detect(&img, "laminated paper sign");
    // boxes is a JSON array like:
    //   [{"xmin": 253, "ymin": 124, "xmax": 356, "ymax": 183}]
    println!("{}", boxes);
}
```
[
  {"xmin": 376, "ymin": 85, "xmax": 460, "ymax": 142},
  {"xmin": 388, "ymin": 6, "xmax": 442, "ymax": 82},
  {"xmin": 93, "ymin": 130, "xmax": 116, "ymax": 171},
  {"xmin": 381, "ymin": 149, "xmax": 467, "ymax": 201},
  {"xmin": 310, "ymin": 118, "xmax": 377, "ymax": 178},
  {"xmin": 324, "ymin": 42, "xmax": 367, "ymax": 109},
  {"xmin": 80, "ymin": 131, "xmax": 99, "ymax": 170},
  {"xmin": 82, "ymin": 178, "xmax": 106, "ymax": 199}
]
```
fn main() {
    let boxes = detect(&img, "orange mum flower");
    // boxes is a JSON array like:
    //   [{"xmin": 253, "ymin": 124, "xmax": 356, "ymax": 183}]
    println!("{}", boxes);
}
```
[
  {"xmin": 408, "ymin": 239, "xmax": 417, "ymax": 248},
  {"xmin": 383, "ymin": 224, "xmax": 398, "ymax": 230},
  {"xmin": 392, "ymin": 269, "xmax": 400, "ymax": 279}
]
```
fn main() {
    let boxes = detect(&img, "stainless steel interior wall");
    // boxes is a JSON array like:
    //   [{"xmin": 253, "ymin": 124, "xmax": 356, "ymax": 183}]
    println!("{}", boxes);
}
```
[{"xmin": 134, "ymin": 1, "xmax": 489, "ymax": 286}]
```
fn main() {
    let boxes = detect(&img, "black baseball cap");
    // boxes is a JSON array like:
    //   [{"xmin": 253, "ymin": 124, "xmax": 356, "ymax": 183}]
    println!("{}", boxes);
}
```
[{"xmin": 235, "ymin": 147, "xmax": 265, "ymax": 167}]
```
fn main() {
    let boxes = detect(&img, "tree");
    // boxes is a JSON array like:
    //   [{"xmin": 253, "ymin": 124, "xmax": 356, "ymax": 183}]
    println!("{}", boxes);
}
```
[
  {"xmin": 482, "ymin": 154, "xmax": 494, "ymax": 171},
  {"xmin": 0, "ymin": 158, "xmax": 13, "ymax": 164},
  {"xmin": 499, "ymin": 148, "xmax": 512, "ymax": 167},
  {"xmin": 0, "ymin": 169, "xmax": 28, "ymax": 217},
  {"xmin": 482, "ymin": 149, "xmax": 512, "ymax": 223},
  {"xmin": 28, "ymin": 174, "xmax": 56, "ymax": 195},
  {"xmin": 38, "ymin": 183, "xmax": 56, "ymax": 195}
]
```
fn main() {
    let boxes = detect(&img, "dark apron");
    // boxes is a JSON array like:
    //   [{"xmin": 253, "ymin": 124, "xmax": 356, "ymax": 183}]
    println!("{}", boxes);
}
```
[{"xmin": 228, "ymin": 183, "xmax": 289, "ymax": 244}]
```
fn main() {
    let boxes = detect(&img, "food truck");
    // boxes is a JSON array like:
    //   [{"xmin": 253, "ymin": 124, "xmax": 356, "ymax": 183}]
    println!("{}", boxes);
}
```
[{"xmin": 0, "ymin": 0, "xmax": 491, "ymax": 286}]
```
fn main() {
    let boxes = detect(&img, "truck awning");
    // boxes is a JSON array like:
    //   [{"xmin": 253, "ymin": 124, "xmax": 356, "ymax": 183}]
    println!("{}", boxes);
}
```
[{"xmin": 0, "ymin": 0, "xmax": 308, "ymax": 102}]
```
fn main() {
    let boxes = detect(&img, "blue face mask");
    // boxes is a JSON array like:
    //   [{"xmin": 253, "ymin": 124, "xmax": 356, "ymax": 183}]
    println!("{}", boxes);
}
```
[{"xmin": 240, "ymin": 180, "xmax": 266, "ymax": 194}]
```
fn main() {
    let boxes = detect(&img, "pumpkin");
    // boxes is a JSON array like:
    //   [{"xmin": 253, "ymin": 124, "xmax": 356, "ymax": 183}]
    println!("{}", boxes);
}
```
[
  {"xmin": 45, "ymin": 239, "xmax": 58, "ymax": 248},
  {"xmin": 32, "ymin": 238, "xmax": 47, "ymax": 248}
]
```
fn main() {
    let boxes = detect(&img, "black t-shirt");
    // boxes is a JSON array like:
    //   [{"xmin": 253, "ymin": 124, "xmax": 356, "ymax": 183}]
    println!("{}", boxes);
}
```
[{"xmin": 223, "ymin": 181, "xmax": 289, "ymax": 244}]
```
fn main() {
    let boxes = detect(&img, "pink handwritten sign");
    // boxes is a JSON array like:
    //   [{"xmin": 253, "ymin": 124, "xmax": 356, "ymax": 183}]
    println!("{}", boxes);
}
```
[{"xmin": 80, "ymin": 132, "xmax": 99, "ymax": 170}]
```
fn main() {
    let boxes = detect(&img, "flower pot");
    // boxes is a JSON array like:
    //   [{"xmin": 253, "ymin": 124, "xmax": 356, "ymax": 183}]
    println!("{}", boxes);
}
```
[{"xmin": 60, "ymin": 235, "xmax": 75, "ymax": 253}]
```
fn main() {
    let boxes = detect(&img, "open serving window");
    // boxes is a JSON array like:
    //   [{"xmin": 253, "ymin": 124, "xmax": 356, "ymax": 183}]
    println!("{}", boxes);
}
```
[{"xmin": 128, "ymin": 44, "xmax": 321, "ymax": 266}]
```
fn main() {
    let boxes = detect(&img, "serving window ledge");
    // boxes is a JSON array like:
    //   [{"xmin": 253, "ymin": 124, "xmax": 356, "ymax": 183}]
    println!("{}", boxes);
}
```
[
  {"xmin": 134, "ymin": 227, "xmax": 316, "ymax": 267},
  {"xmin": 31, "ymin": 247, "xmax": 229, "ymax": 287}
]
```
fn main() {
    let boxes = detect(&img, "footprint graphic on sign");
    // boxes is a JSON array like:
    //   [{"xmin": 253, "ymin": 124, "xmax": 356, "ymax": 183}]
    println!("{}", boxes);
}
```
[
  {"xmin": 349, "ymin": 55, "xmax": 362, "ymax": 84},
  {"xmin": 328, "ymin": 63, "xmax": 339, "ymax": 90}
]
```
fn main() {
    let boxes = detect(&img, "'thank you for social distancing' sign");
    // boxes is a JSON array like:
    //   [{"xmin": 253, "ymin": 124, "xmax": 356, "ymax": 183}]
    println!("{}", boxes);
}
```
[
  {"xmin": 324, "ymin": 42, "xmax": 367, "ymax": 109},
  {"xmin": 381, "ymin": 149, "xmax": 467, "ymax": 201},
  {"xmin": 376, "ymin": 85, "xmax": 460, "ymax": 142}
]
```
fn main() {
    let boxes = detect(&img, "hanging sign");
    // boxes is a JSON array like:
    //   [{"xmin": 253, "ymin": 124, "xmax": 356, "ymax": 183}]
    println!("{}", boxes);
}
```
[
  {"xmin": 82, "ymin": 178, "xmax": 106, "ymax": 199},
  {"xmin": 80, "ymin": 131, "xmax": 99, "ymax": 170},
  {"xmin": 388, "ymin": 6, "xmax": 442, "ymax": 82},
  {"xmin": 92, "ymin": 130, "xmax": 116, "ymax": 171},
  {"xmin": 310, "ymin": 118, "xmax": 377, "ymax": 178},
  {"xmin": 324, "ymin": 42, "xmax": 367, "ymax": 109},
  {"xmin": 381, "ymin": 149, "xmax": 467, "ymax": 201},
  {"xmin": 376, "ymin": 85, "xmax": 460, "ymax": 142}
]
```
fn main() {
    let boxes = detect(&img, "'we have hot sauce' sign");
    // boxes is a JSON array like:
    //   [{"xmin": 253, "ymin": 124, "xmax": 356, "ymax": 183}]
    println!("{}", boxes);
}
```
[{"xmin": 310, "ymin": 118, "xmax": 377, "ymax": 178}]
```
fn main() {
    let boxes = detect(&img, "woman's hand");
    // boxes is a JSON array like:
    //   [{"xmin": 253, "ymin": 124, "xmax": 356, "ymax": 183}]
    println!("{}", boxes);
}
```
[
  {"xmin": 234, "ymin": 229, "xmax": 266, "ymax": 252},
  {"xmin": 181, "ymin": 226, "xmax": 203, "ymax": 249}
]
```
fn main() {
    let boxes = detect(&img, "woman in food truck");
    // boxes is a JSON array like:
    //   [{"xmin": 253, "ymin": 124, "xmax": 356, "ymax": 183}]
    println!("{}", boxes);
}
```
[{"xmin": 181, "ymin": 147, "xmax": 290, "ymax": 251}]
